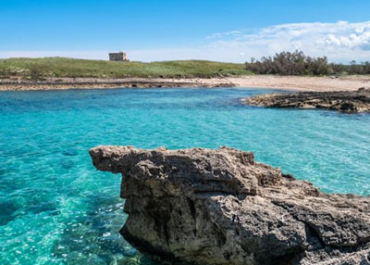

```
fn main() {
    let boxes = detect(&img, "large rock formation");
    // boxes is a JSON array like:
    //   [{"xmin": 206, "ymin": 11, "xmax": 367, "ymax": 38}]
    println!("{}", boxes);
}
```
[
  {"xmin": 89, "ymin": 146, "xmax": 370, "ymax": 265},
  {"xmin": 243, "ymin": 87, "xmax": 370, "ymax": 113}
]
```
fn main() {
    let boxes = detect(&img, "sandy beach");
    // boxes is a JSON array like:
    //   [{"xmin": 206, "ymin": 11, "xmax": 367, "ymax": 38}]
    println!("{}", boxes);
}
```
[
  {"xmin": 227, "ymin": 75, "xmax": 370, "ymax": 92},
  {"xmin": 0, "ymin": 75, "xmax": 369, "ymax": 92}
]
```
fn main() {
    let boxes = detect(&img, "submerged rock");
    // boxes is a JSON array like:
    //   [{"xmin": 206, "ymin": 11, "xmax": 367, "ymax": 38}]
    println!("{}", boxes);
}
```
[
  {"xmin": 243, "ymin": 88, "xmax": 370, "ymax": 113},
  {"xmin": 89, "ymin": 146, "xmax": 370, "ymax": 265}
]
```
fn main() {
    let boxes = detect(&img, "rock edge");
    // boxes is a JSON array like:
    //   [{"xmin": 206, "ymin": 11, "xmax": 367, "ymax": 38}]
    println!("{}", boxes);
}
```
[
  {"xmin": 89, "ymin": 146, "xmax": 370, "ymax": 265},
  {"xmin": 243, "ymin": 88, "xmax": 370, "ymax": 113}
]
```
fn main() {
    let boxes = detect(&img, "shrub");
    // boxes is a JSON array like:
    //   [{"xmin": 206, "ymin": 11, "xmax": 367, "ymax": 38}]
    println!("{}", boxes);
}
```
[{"xmin": 245, "ymin": 51, "xmax": 370, "ymax": 76}]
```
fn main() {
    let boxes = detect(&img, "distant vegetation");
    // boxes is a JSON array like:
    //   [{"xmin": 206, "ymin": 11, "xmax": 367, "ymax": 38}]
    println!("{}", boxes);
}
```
[
  {"xmin": 2, "ymin": 55, "xmax": 368, "ymax": 80},
  {"xmin": 0, "ymin": 58, "xmax": 250, "ymax": 79},
  {"xmin": 245, "ymin": 51, "xmax": 370, "ymax": 76}
]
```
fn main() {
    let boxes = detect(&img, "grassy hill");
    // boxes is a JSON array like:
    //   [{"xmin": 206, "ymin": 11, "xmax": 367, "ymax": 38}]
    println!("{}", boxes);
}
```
[{"xmin": 0, "ymin": 58, "xmax": 250, "ymax": 79}]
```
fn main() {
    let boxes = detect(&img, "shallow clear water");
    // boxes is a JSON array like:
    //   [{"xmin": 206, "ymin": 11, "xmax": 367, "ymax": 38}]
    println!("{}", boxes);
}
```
[{"xmin": 0, "ymin": 88, "xmax": 369, "ymax": 265}]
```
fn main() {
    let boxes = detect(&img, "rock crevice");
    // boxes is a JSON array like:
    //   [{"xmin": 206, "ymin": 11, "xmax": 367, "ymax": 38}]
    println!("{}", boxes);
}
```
[{"xmin": 90, "ymin": 146, "xmax": 370, "ymax": 265}]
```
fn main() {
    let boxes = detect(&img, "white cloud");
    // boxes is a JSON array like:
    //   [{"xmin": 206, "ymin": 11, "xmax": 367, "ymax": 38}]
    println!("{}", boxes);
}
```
[
  {"xmin": 1, "ymin": 21, "xmax": 370, "ymax": 63},
  {"xmin": 206, "ymin": 30, "xmax": 243, "ymax": 40},
  {"xmin": 205, "ymin": 21, "xmax": 370, "ymax": 63}
]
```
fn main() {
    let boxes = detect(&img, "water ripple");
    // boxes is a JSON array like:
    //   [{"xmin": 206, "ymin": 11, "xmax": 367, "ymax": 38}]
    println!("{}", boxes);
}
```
[{"xmin": 0, "ymin": 88, "xmax": 369, "ymax": 264}]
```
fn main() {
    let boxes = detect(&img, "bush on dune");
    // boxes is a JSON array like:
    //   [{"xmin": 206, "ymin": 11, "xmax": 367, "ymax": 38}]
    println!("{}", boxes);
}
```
[{"xmin": 245, "ymin": 50, "xmax": 370, "ymax": 76}]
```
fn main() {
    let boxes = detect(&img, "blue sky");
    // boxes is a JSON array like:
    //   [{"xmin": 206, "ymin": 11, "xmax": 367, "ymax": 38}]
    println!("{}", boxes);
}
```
[{"xmin": 1, "ymin": 0, "xmax": 370, "ymax": 62}]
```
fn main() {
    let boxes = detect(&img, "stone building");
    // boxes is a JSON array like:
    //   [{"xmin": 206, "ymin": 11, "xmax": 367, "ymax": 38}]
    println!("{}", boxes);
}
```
[{"xmin": 109, "ymin": 51, "xmax": 128, "ymax": 62}]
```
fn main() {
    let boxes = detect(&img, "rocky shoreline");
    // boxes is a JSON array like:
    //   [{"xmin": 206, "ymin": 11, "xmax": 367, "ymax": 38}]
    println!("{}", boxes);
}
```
[
  {"xmin": 243, "ymin": 88, "xmax": 370, "ymax": 113},
  {"xmin": 90, "ymin": 146, "xmax": 370, "ymax": 265},
  {"xmin": 0, "ymin": 78, "xmax": 235, "ymax": 91},
  {"xmin": 1, "ymin": 75, "xmax": 370, "ymax": 91}
]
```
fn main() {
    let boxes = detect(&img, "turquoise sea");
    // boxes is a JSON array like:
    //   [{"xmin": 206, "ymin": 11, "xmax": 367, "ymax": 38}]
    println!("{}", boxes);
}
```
[{"xmin": 0, "ymin": 88, "xmax": 369, "ymax": 265}]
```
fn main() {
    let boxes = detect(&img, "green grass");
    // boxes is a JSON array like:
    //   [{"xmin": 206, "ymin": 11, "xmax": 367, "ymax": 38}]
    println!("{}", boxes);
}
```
[{"xmin": 0, "ymin": 57, "xmax": 251, "ymax": 79}]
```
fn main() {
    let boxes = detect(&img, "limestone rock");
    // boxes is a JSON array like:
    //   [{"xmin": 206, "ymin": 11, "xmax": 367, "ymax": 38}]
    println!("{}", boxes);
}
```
[
  {"xmin": 243, "ymin": 88, "xmax": 370, "ymax": 113},
  {"xmin": 89, "ymin": 146, "xmax": 370, "ymax": 265}
]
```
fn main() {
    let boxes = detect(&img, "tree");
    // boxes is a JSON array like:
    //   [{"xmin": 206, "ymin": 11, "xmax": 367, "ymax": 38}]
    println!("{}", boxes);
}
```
[{"xmin": 245, "ymin": 51, "xmax": 365, "ymax": 76}]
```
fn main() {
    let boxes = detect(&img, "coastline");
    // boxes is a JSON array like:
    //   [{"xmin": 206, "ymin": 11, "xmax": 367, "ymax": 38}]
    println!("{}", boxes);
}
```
[
  {"xmin": 0, "ymin": 75, "xmax": 369, "ymax": 92},
  {"xmin": 0, "ymin": 77, "xmax": 235, "ymax": 91}
]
